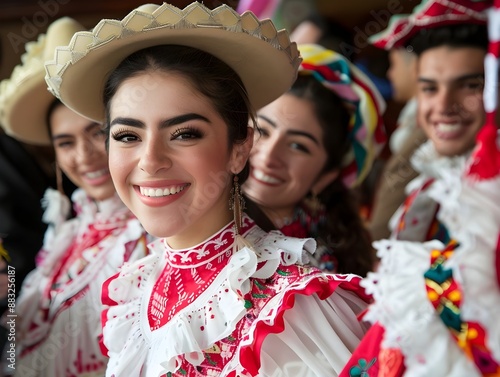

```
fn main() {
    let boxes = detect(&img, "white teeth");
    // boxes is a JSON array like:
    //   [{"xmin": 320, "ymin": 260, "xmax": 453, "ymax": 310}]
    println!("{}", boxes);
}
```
[
  {"xmin": 85, "ymin": 169, "xmax": 108, "ymax": 179},
  {"xmin": 140, "ymin": 185, "xmax": 185, "ymax": 197},
  {"xmin": 253, "ymin": 169, "xmax": 281, "ymax": 184},
  {"xmin": 436, "ymin": 123, "xmax": 461, "ymax": 133}
]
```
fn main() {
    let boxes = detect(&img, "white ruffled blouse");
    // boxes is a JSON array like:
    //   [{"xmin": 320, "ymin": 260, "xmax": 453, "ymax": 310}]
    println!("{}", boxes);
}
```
[
  {"xmin": 389, "ymin": 140, "xmax": 470, "ymax": 241},
  {"xmin": 15, "ymin": 188, "xmax": 150, "ymax": 377},
  {"xmin": 101, "ymin": 214, "xmax": 371, "ymax": 377},
  {"xmin": 358, "ymin": 137, "xmax": 500, "ymax": 376}
]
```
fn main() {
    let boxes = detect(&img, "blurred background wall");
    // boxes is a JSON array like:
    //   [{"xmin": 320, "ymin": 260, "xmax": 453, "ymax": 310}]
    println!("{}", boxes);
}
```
[{"xmin": 0, "ymin": 0, "xmax": 415, "ymax": 81}]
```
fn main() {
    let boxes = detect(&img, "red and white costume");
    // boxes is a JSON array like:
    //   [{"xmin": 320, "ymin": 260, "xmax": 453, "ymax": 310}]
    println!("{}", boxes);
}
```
[
  {"xmin": 340, "ymin": 1, "xmax": 500, "ymax": 375},
  {"xmin": 101, "ymin": 215, "xmax": 371, "ymax": 377},
  {"xmin": 340, "ymin": 126, "xmax": 500, "ymax": 377},
  {"xmin": 15, "ymin": 189, "xmax": 149, "ymax": 377}
]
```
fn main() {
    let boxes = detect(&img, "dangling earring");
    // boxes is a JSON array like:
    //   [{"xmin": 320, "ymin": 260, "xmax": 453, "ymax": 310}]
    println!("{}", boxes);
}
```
[
  {"xmin": 229, "ymin": 174, "xmax": 245, "ymax": 234},
  {"xmin": 55, "ymin": 162, "xmax": 65, "ymax": 195},
  {"xmin": 230, "ymin": 174, "xmax": 258, "ymax": 255},
  {"xmin": 300, "ymin": 192, "xmax": 326, "ymax": 237}
]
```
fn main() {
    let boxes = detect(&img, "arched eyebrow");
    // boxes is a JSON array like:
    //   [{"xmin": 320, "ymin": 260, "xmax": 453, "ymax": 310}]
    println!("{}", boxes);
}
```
[
  {"xmin": 418, "ymin": 73, "xmax": 484, "ymax": 85},
  {"xmin": 258, "ymin": 114, "xmax": 320, "ymax": 145},
  {"xmin": 110, "ymin": 113, "xmax": 210, "ymax": 129},
  {"xmin": 52, "ymin": 122, "xmax": 100, "ymax": 141}
]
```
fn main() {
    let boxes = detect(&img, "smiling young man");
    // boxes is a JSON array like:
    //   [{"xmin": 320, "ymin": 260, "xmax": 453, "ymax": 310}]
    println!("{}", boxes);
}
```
[
  {"xmin": 340, "ymin": 1, "xmax": 499, "ymax": 376},
  {"xmin": 388, "ymin": 21, "xmax": 488, "ymax": 243},
  {"xmin": 415, "ymin": 35, "xmax": 486, "ymax": 157},
  {"xmin": 361, "ymin": 0, "xmax": 490, "ymax": 244}
]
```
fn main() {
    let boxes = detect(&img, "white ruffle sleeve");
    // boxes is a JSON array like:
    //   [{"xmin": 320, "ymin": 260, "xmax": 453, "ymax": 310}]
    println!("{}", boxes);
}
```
[{"xmin": 257, "ymin": 287, "xmax": 369, "ymax": 376}]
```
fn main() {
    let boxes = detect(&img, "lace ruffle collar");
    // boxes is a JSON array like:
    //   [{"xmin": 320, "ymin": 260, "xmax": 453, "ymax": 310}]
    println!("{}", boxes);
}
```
[
  {"xmin": 411, "ymin": 140, "xmax": 471, "ymax": 179},
  {"xmin": 157, "ymin": 215, "xmax": 255, "ymax": 269}
]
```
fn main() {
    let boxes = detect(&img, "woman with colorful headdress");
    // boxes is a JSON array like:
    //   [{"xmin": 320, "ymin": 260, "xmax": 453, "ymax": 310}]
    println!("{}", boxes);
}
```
[
  {"xmin": 243, "ymin": 44, "xmax": 387, "ymax": 276},
  {"xmin": 44, "ymin": 2, "xmax": 373, "ymax": 376},
  {"xmin": 0, "ymin": 17, "xmax": 150, "ymax": 376}
]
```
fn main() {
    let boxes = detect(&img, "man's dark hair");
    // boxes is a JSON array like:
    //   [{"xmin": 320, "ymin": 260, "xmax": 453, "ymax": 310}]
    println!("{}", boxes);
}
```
[{"xmin": 409, "ymin": 23, "xmax": 488, "ymax": 56}]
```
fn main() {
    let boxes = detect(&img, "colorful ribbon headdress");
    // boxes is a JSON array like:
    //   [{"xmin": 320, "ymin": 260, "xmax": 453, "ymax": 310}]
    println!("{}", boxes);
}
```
[{"xmin": 298, "ymin": 44, "xmax": 387, "ymax": 187}]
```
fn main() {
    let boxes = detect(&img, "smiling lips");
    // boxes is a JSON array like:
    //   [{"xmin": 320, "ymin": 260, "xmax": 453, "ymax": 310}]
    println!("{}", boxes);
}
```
[
  {"xmin": 82, "ymin": 168, "xmax": 111, "ymax": 185},
  {"xmin": 434, "ymin": 122, "xmax": 464, "ymax": 139},
  {"xmin": 84, "ymin": 168, "xmax": 109, "ymax": 179},
  {"xmin": 252, "ymin": 168, "xmax": 282, "ymax": 185},
  {"xmin": 139, "ymin": 185, "xmax": 186, "ymax": 197}
]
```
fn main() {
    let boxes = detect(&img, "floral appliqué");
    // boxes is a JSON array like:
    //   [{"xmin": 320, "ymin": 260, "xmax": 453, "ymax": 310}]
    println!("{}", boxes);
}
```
[{"xmin": 349, "ymin": 357, "xmax": 376, "ymax": 377}]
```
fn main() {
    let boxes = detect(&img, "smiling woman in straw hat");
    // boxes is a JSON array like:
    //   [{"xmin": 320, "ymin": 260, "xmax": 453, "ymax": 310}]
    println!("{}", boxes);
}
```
[
  {"xmin": 0, "ymin": 17, "xmax": 150, "ymax": 377},
  {"xmin": 45, "ymin": 2, "xmax": 372, "ymax": 376}
]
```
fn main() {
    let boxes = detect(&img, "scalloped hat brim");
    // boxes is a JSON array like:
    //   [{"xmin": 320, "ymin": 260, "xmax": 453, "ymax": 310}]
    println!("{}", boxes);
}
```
[
  {"xmin": 0, "ymin": 17, "xmax": 86, "ymax": 145},
  {"xmin": 369, "ymin": 0, "xmax": 489, "ymax": 50},
  {"xmin": 45, "ymin": 2, "xmax": 301, "ymax": 123},
  {"xmin": 1, "ymin": 72, "xmax": 54, "ymax": 145}
]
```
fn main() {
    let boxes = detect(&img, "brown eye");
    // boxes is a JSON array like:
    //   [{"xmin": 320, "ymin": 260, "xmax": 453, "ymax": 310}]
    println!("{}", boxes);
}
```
[
  {"xmin": 111, "ymin": 129, "xmax": 140, "ymax": 143},
  {"xmin": 170, "ymin": 127, "xmax": 203, "ymax": 140}
]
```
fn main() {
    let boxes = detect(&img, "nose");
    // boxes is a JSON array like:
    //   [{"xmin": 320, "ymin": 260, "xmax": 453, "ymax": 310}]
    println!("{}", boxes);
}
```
[
  {"xmin": 75, "ymin": 137, "xmax": 98, "ymax": 165},
  {"xmin": 436, "ymin": 88, "xmax": 458, "ymax": 115},
  {"xmin": 252, "ymin": 133, "xmax": 284, "ymax": 168},
  {"xmin": 137, "ymin": 136, "xmax": 172, "ymax": 175}
]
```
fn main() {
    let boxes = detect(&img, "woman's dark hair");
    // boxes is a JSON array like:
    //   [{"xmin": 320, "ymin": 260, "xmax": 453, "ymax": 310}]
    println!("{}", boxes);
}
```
[
  {"xmin": 409, "ymin": 23, "xmax": 488, "ymax": 56},
  {"xmin": 289, "ymin": 75, "xmax": 351, "ymax": 170},
  {"xmin": 46, "ymin": 98, "xmax": 64, "ymax": 140},
  {"xmin": 248, "ymin": 75, "xmax": 375, "ymax": 276},
  {"xmin": 295, "ymin": 75, "xmax": 374, "ymax": 276},
  {"xmin": 44, "ymin": 98, "xmax": 78, "ymax": 201},
  {"xmin": 102, "ymin": 44, "xmax": 255, "ymax": 182}
]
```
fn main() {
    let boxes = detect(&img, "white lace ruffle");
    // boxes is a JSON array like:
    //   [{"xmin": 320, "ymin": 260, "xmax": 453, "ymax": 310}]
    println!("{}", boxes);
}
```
[
  {"xmin": 16, "ymin": 191, "xmax": 146, "ymax": 352},
  {"xmin": 363, "ymin": 239, "xmax": 481, "ymax": 376},
  {"xmin": 41, "ymin": 188, "xmax": 71, "ymax": 229},
  {"xmin": 388, "ymin": 141, "xmax": 471, "ymax": 240},
  {"xmin": 365, "ymin": 136, "xmax": 500, "ymax": 375},
  {"xmin": 439, "ymin": 173, "xmax": 500, "ymax": 363},
  {"xmin": 102, "ymin": 223, "xmax": 316, "ymax": 377},
  {"xmin": 410, "ymin": 140, "xmax": 470, "ymax": 181}
]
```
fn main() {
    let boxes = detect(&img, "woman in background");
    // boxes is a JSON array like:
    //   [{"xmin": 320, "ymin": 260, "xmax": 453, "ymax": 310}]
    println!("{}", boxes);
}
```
[
  {"xmin": 0, "ymin": 17, "xmax": 150, "ymax": 377},
  {"xmin": 244, "ymin": 44, "xmax": 386, "ymax": 276}
]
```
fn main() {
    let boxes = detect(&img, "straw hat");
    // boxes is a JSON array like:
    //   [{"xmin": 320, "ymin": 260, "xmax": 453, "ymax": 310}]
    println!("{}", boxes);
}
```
[
  {"xmin": 45, "ymin": 2, "xmax": 302, "ymax": 123},
  {"xmin": 369, "ymin": 0, "xmax": 489, "ymax": 50},
  {"xmin": 0, "ymin": 17, "xmax": 86, "ymax": 145}
]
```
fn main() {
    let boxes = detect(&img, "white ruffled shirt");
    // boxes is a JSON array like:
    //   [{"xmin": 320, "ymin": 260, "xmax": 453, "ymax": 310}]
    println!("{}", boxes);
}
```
[
  {"xmin": 389, "ymin": 140, "xmax": 470, "ymax": 241},
  {"xmin": 361, "ymin": 135, "xmax": 500, "ymax": 376},
  {"xmin": 15, "ymin": 188, "xmax": 150, "ymax": 377},
  {"xmin": 101, "ymin": 214, "xmax": 371, "ymax": 377}
]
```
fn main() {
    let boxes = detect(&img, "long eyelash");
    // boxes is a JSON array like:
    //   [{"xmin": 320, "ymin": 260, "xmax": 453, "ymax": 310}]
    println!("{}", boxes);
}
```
[
  {"xmin": 111, "ymin": 127, "xmax": 133, "ymax": 140},
  {"xmin": 170, "ymin": 126, "xmax": 203, "ymax": 138}
]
